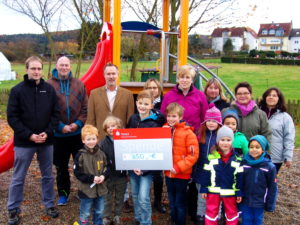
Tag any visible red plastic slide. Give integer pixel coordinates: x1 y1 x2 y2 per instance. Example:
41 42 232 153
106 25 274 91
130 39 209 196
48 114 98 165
0 22 113 173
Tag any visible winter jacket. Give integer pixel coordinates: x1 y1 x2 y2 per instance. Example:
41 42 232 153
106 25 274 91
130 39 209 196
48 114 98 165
7 75 59 147
99 135 127 178
233 132 249 157
208 98 230 111
224 104 272 142
127 109 165 176
164 121 199 180
74 145 109 198
200 150 243 197
47 68 88 137
192 130 217 184
242 156 278 212
264 110 295 163
160 84 208 137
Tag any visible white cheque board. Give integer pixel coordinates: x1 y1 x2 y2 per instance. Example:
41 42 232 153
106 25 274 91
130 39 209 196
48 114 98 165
113 127 173 170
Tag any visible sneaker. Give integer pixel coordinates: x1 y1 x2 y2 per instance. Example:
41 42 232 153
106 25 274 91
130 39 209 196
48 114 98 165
57 195 68 206
123 200 133 213
195 215 204 225
46 207 59 218
113 216 122 225
103 217 112 225
154 202 166 214
8 209 20 225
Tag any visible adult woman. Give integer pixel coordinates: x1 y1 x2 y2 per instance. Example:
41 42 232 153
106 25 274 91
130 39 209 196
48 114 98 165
224 82 272 141
259 87 295 173
143 78 166 214
160 65 208 223
144 78 163 110
204 78 230 111
161 65 208 136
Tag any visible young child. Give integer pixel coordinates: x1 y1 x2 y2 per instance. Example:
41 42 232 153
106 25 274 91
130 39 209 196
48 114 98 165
241 135 278 225
222 109 248 157
100 116 127 225
127 90 165 225
74 125 109 225
200 126 243 225
192 103 222 224
164 102 199 225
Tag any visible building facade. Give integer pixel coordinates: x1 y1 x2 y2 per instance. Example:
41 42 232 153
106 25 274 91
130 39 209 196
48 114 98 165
289 29 300 53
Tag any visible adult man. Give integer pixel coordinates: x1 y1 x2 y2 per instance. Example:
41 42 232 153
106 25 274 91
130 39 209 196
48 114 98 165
7 56 60 225
47 56 88 205
87 63 134 139
87 63 134 225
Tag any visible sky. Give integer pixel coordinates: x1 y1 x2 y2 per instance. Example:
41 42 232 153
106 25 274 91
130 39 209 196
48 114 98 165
0 0 299 35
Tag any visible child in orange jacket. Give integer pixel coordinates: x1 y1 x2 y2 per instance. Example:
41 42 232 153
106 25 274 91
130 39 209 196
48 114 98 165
164 103 199 225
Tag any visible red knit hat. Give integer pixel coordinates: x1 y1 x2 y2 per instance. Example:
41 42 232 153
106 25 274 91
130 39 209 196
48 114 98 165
202 103 222 126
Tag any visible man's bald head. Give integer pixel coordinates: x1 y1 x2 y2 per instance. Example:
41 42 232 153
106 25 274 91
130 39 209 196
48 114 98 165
56 56 71 79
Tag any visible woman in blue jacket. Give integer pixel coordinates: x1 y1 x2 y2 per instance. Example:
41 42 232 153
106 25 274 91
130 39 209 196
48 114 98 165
241 135 278 225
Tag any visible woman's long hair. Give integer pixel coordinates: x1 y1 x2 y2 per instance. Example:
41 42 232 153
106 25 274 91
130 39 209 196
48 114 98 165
258 87 287 112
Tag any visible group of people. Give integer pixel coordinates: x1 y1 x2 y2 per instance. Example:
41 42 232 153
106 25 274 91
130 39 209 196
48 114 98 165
6 57 295 225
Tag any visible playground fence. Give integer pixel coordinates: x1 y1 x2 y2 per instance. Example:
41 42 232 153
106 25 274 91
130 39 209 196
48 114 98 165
0 88 300 124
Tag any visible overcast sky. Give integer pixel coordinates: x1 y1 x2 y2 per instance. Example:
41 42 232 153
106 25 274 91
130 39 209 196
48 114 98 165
0 0 299 35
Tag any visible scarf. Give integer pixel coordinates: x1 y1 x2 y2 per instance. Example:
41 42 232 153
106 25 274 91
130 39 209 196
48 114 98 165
235 100 256 117
220 149 233 163
244 152 266 165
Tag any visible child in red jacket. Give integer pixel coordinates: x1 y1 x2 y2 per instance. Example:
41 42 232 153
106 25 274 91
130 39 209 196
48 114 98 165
164 102 199 225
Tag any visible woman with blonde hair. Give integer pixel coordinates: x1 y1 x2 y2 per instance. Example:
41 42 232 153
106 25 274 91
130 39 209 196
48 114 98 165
204 78 229 111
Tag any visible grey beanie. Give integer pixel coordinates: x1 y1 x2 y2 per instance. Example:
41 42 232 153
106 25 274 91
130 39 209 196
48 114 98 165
216 125 234 143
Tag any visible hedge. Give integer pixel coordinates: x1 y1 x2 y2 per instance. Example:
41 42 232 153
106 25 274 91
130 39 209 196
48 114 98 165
221 57 300 65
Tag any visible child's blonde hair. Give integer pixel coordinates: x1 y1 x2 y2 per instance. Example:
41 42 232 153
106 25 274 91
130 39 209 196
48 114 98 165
81 125 98 140
137 90 153 103
165 102 184 118
103 115 123 133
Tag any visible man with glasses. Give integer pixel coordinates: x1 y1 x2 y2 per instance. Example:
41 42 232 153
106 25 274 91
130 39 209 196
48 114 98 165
7 56 60 225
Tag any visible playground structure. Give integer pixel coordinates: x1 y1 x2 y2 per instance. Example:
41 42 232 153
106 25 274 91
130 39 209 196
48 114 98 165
0 0 234 173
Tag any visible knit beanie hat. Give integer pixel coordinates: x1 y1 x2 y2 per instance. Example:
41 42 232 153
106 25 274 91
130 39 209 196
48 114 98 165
216 125 234 143
202 103 222 126
249 135 270 152
222 109 239 127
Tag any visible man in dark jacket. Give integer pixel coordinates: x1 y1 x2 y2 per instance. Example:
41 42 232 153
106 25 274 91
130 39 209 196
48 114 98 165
47 56 88 206
7 56 60 225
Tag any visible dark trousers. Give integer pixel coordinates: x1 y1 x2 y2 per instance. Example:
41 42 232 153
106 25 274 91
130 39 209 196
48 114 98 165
274 163 282 174
187 181 198 221
153 171 163 204
166 177 189 225
53 134 83 197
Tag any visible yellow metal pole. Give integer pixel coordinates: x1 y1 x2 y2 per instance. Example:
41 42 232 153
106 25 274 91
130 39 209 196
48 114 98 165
178 0 189 66
113 0 121 84
103 0 111 23
162 0 169 32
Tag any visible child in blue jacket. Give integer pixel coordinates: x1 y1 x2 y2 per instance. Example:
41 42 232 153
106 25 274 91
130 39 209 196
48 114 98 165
241 135 278 225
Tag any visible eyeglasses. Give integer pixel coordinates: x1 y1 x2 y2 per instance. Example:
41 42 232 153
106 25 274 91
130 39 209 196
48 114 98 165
146 87 158 90
29 67 42 71
236 92 250 96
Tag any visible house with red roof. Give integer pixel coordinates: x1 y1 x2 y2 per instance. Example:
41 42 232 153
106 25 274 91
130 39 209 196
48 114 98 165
211 27 257 53
257 22 292 51
289 29 300 53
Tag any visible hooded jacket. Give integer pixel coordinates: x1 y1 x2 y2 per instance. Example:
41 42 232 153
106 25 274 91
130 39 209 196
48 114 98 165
192 129 217 184
164 121 199 180
200 150 243 197
7 75 59 147
160 84 208 137
242 155 278 211
47 68 88 137
74 144 109 198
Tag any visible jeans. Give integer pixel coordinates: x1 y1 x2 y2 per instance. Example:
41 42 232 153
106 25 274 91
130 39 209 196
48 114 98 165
53 134 83 197
166 177 189 225
129 172 152 225
241 204 264 225
7 145 55 210
103 176 127 218
79 197 104 225
196 183 206 217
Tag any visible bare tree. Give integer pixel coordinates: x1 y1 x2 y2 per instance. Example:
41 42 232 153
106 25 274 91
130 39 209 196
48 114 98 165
3 0 66 77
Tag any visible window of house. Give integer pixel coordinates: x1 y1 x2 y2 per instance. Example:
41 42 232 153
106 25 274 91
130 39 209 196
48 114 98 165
261 29 268 35
270 46 279 50
261 39 266 44
295 40 299 44
275 28 284 36
269 29 275 35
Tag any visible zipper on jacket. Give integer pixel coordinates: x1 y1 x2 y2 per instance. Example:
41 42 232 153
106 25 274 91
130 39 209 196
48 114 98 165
207 130 213 158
